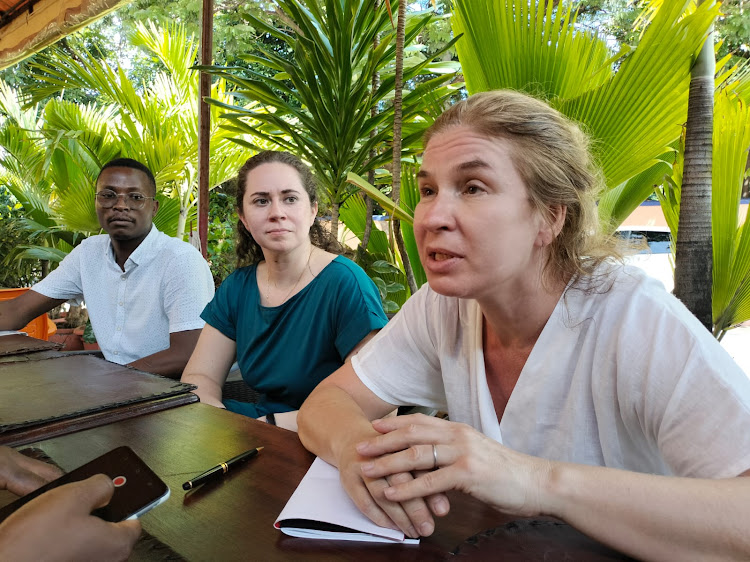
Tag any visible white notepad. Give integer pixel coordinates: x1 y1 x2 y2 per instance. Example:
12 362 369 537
275 457 420 544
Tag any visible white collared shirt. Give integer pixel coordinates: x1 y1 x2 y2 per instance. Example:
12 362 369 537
33 225 214 365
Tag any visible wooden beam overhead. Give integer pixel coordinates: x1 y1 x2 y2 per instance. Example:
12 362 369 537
0 0 126 70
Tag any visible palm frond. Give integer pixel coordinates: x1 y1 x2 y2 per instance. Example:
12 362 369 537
452 0 719 228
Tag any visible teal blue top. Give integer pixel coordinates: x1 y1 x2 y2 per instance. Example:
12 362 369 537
201 255 387 417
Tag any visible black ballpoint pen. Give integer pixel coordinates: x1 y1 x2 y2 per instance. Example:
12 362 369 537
182 447 263 491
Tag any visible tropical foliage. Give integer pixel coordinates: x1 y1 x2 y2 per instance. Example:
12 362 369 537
24 21 258 240
0 81 80 267
202 0 461 241
451 0 719 232
658 75 750 337
0 187 43 287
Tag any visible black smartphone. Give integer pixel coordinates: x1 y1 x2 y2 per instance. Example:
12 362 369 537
0 446 170 523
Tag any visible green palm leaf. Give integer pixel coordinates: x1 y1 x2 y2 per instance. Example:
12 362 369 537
452 0 618 100
400 162 426 287
710 91 750 335
452 0 719 229
340 193 391 255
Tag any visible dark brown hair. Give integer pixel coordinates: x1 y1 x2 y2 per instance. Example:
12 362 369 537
235 151 338 267
424 90 622 286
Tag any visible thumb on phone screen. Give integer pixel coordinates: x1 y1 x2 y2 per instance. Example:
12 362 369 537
0 475 142 562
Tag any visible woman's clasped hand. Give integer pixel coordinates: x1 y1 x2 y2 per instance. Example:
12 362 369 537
354 414 551 535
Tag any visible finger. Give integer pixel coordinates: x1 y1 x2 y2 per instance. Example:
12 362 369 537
384 472 436 537
12 451 64 483
344 474 402 532
68 474 116 511
97 519 142 561
361 444 443 477
413 469 451 517
4 467 53 497
112 519 142 545
364 474 420 538
371 413 444 433
357 425 445 457
383 466 455 503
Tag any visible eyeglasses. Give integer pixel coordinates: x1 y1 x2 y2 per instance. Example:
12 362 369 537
95 190 155 210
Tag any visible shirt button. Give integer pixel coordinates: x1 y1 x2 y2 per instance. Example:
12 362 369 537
116 327 121 332
121 275 126 280
113 351 119 355
118 302 123 306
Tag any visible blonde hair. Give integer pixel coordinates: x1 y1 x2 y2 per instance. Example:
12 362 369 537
424 90 621 286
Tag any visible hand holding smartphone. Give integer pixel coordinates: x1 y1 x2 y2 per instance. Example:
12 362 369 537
0 446 170 523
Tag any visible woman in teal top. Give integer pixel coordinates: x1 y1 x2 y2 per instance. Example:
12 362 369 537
182 151 387 430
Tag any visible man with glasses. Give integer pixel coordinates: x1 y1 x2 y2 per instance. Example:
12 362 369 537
0 158 214 378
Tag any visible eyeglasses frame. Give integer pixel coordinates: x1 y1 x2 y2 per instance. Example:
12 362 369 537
95 190 157 210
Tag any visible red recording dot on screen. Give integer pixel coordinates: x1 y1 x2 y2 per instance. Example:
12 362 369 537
112 476 127 487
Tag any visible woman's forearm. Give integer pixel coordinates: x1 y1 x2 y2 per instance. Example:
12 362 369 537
542 463 750 561
298 385 381 466
182 372 225 409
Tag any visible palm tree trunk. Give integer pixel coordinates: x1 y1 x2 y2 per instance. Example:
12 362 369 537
176 206 188 240
673 25 714 330
391 0 417 295
361 5 380 259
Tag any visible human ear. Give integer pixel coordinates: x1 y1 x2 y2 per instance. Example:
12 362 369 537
536 205 566 247
310 201 318 226
151 199 160 218
238 210 251 234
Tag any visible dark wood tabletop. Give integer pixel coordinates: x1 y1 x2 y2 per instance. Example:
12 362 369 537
8 403 511 561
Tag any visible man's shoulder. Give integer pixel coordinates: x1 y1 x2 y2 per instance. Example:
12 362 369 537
58 234 110 265
76 233 112 252
151 230 205 260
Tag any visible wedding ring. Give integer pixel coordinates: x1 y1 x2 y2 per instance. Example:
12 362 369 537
432 444 438 470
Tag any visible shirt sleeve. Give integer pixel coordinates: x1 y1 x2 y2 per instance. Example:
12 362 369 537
332 262 389 359
161 247 215 334
611 277 750 479
643 327 750 479
200 269 241 340
351 285 446 409
31 242 85 304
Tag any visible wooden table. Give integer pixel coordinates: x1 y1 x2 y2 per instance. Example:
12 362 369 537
6 403 510 561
